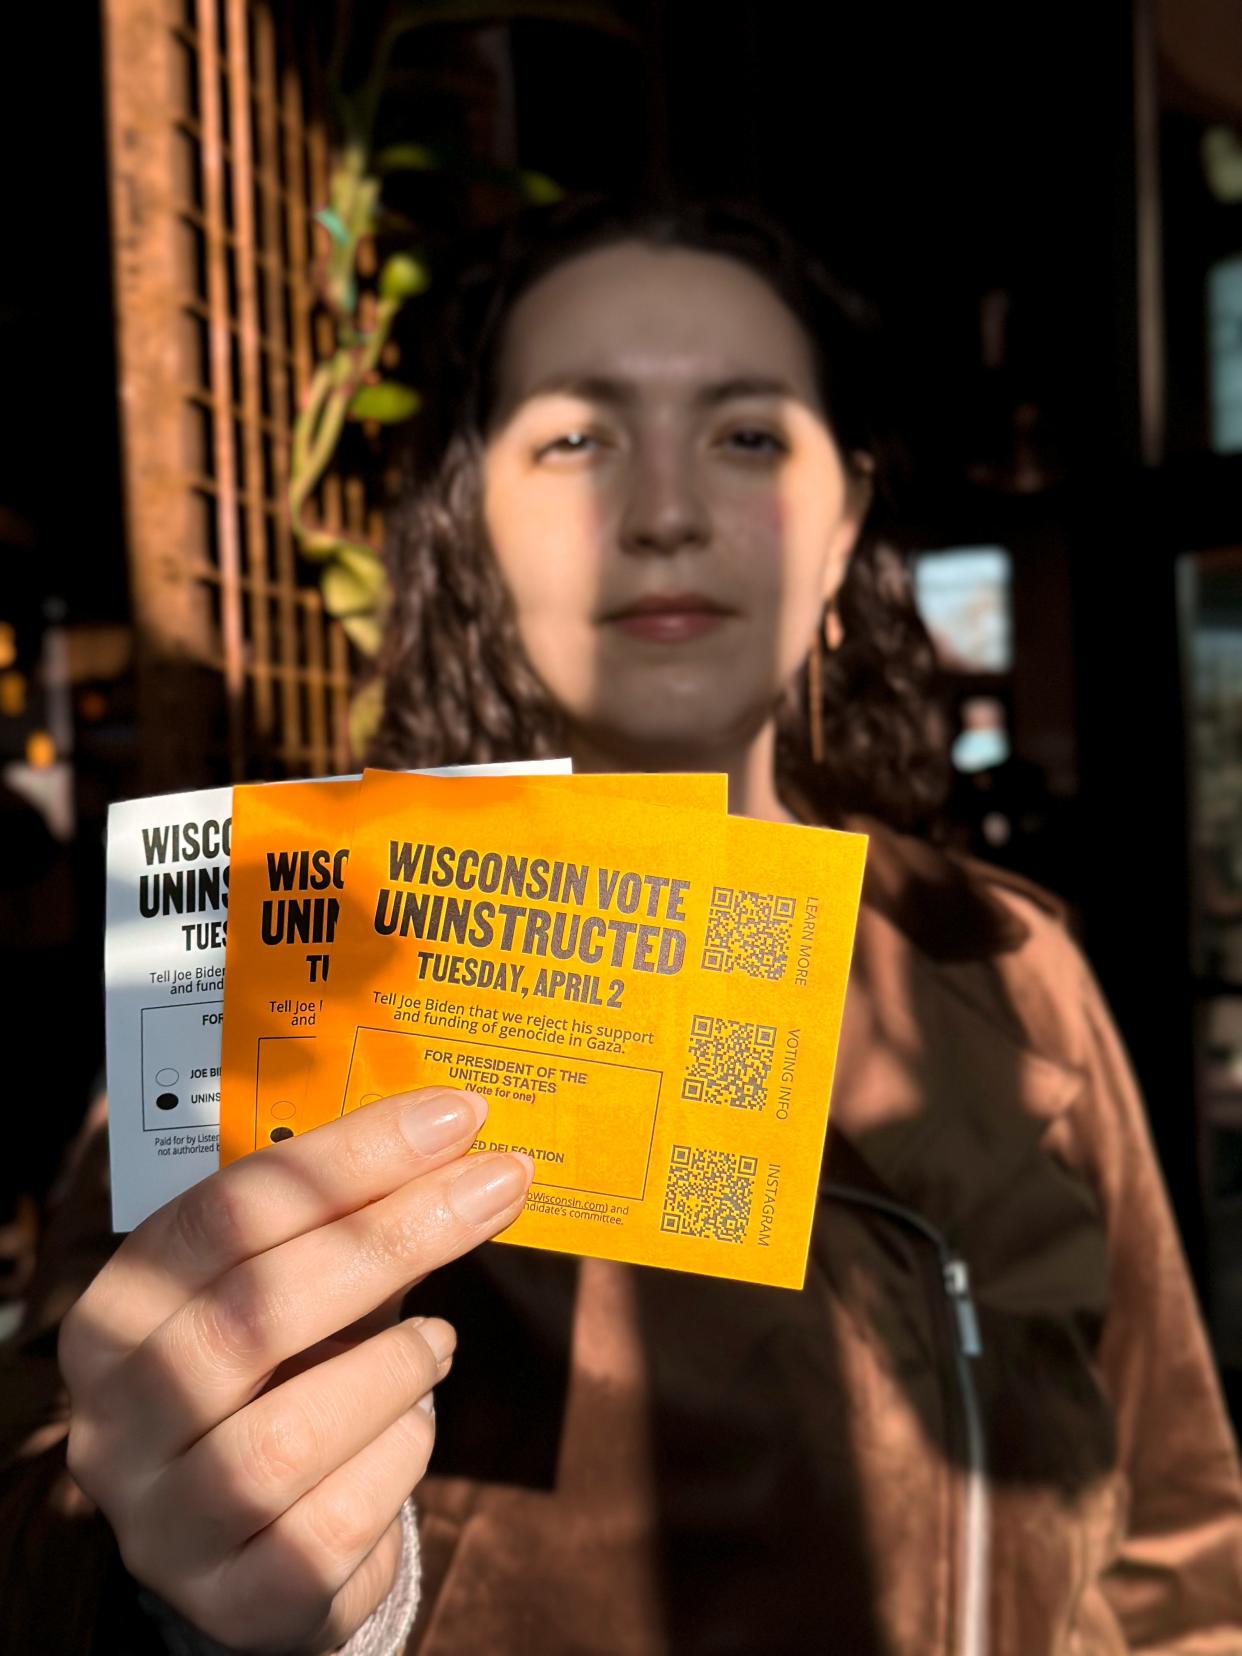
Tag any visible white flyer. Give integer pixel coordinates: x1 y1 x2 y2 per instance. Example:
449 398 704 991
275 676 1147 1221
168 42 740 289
104 759 571 1230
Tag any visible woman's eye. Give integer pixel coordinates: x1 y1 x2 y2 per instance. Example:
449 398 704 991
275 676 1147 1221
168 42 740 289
534 431 601 460
719 426 788 457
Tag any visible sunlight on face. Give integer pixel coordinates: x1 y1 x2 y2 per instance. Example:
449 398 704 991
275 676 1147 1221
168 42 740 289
482 241 870 762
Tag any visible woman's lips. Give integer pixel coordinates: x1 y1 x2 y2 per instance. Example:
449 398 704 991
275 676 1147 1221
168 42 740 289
604 595 732 644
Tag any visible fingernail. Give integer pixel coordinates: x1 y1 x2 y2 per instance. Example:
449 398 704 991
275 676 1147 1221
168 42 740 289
447 1153 531 1225
414 1316 456 1367
399 1091 486 1156
417 1391 436 1417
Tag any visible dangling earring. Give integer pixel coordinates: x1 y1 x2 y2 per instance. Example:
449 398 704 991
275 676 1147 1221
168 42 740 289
808 600 841 765
808 631 824 764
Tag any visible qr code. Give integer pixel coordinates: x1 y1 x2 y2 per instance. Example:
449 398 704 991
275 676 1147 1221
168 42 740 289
661 1145 757 1243
682 1013 776 1110
701 886 795 979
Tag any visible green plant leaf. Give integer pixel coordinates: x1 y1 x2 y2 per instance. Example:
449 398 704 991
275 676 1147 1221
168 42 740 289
348 381 422 423
379 251 431 300
314 206 351 245
375 142 442 172
292 525 347 562
518 170 563 204
321 546 389 618
341 612 385 655
348 675 386 754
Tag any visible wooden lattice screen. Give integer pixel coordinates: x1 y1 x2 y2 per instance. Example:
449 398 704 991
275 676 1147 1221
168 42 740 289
103 0 368 787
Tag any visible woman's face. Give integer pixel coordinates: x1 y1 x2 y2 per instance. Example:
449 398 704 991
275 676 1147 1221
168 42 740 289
482 240 870 761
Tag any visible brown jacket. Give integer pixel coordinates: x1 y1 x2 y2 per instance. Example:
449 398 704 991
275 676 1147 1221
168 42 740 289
3 822 1241 1654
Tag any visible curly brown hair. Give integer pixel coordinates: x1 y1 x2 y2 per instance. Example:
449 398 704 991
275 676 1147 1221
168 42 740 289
370 195 948 831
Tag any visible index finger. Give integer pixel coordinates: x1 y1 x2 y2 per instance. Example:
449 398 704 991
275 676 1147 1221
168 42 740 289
83 1088 488 1358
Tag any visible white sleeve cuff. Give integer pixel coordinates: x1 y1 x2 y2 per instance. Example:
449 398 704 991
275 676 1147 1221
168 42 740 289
339 1497 422 1656
137 1496 422 1656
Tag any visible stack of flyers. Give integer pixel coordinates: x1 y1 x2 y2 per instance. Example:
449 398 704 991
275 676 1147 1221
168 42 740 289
103 760 570 1228
107 764 867 1289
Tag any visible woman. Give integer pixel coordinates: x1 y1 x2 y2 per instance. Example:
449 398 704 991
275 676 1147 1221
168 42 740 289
2 197 1240 1656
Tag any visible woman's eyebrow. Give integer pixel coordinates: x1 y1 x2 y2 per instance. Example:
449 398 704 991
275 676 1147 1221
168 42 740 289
523 373 793 406
526 373 632 405
696 375 792 406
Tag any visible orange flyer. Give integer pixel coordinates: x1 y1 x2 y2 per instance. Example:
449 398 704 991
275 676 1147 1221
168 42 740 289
308 770 866 1289
219 772 725 1166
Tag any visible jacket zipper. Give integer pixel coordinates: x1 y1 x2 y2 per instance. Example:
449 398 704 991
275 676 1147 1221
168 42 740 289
822 1183 990 1656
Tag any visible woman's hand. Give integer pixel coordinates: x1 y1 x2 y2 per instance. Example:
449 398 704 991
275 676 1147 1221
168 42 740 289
59 1087 530 1654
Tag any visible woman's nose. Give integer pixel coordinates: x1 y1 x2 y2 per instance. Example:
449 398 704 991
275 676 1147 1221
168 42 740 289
618 444 710 557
